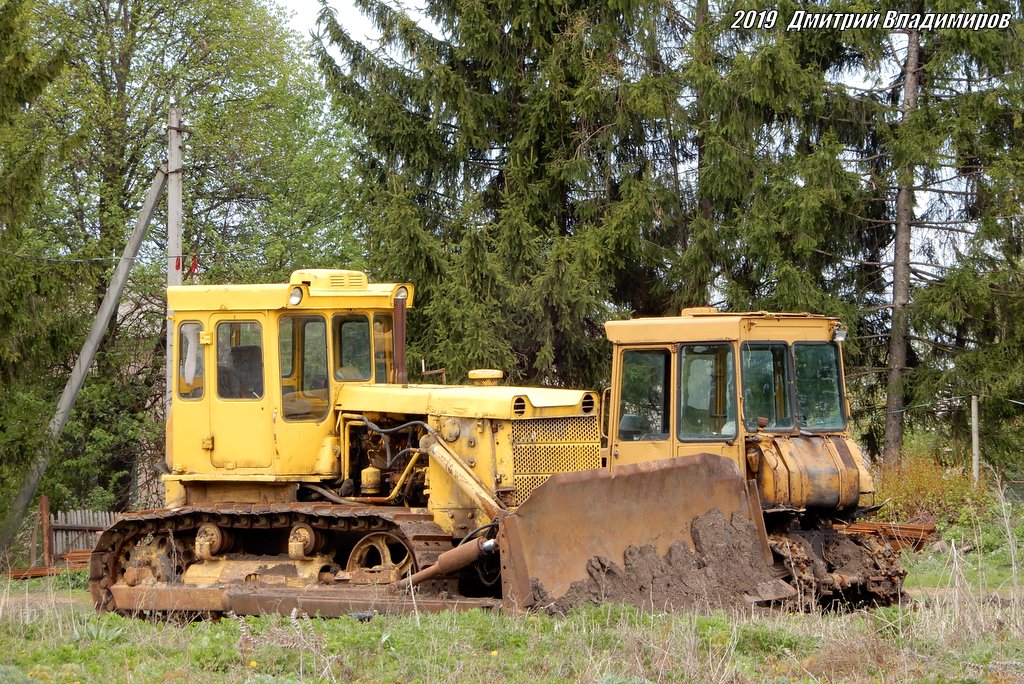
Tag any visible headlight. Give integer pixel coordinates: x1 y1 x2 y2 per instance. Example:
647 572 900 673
289 286 303 306
395 286 409 300
833 325 848 343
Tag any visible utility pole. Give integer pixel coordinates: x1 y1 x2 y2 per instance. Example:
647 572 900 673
0 168 169 552
166 105 184 416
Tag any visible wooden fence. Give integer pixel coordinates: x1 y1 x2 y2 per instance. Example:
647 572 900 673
10 495 115 579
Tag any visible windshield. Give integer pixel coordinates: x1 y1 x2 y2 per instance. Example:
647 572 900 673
741 343 793 431
793 343 845 430
741 342 846 432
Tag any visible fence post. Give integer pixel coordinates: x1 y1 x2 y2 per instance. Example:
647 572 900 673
40 495 53 567
971 394 980 485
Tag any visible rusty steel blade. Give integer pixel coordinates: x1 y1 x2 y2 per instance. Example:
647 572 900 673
502 453 763 606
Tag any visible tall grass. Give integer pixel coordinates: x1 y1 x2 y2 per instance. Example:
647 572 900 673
0 573 1021 682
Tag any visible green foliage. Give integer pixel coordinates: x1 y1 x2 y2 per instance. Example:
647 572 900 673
0 664 31 684
317 0 730 386
871 604 915 644
0 0 361 516
694 614 732 651
735 622 809 657
188 622 242 672
71 613 128 644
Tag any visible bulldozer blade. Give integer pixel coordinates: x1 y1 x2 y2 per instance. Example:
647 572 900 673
499 453 771 611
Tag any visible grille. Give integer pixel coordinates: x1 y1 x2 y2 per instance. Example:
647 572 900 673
512 444 601 474
510 416 601 505
512 474 556 504
329 272 368 289
510 416 600 445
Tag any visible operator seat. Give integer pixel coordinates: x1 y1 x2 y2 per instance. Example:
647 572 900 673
230 345 264 398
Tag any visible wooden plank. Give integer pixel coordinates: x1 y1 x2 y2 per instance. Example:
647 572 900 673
29 512 38 568
840 521 937 552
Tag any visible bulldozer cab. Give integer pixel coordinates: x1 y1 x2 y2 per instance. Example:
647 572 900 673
165 270 413 504
604 310 868 511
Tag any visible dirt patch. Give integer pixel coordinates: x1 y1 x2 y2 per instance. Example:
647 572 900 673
0 589 92 622
533 509 789 613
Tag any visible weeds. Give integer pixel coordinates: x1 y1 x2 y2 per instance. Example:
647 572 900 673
873 447 992 525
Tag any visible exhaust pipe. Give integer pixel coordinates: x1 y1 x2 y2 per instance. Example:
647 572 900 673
394 289 408 384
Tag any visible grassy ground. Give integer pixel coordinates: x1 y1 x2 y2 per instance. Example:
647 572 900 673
0 565 1022 684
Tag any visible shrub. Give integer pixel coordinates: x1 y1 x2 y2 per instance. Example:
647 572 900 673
872 448 991 525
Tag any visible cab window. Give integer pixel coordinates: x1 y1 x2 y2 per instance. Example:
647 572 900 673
793 343 845 430
333 314 371 381
177 322 204 399
679 344 736 439
280 315 329 421
216 321 263 399
617 349 671 441
373 314 394 383
741 343 793 430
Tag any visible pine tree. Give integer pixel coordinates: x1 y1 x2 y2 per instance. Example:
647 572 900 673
0 0 65 378
892 6 1024 470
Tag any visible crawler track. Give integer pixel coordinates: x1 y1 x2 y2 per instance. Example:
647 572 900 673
89 503 499 617
769 526 906 610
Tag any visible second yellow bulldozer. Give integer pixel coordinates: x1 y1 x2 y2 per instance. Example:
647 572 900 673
90 269 903 616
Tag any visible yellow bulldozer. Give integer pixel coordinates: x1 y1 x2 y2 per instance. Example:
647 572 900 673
89 269 903 616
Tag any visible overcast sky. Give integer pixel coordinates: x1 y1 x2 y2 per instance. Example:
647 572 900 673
275 0 435 45
276 0 367 40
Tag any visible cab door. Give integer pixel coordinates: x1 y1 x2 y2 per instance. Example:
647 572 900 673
608 346 674 469
209 315 274 469
273 313 333 475
675 342 741 466
171 318 211 468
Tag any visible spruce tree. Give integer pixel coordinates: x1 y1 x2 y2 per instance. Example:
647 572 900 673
317 0 704 385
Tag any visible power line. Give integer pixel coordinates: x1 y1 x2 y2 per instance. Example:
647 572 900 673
0 247 157 264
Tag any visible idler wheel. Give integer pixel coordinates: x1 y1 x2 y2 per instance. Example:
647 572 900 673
345 531 414 583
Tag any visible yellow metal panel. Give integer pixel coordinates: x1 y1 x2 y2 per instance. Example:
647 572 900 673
337 384 597 420
843 437 875 495
289 269 368 291
606 317 744 344
751 440 790 506
166 474 327 482
675 442 740 470
768 436 859 510
171 315 212 477
208 315 274 470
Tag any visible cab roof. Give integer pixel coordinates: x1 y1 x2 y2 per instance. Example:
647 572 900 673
605 310 841 344
168 269 414 312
